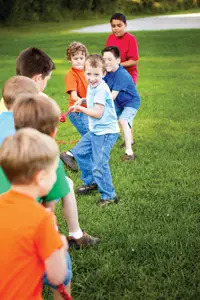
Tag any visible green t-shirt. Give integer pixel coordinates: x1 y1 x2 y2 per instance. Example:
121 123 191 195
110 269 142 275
0 159 70 201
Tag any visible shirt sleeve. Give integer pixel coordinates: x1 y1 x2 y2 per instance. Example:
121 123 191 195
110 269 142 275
105 35 111 46
65 71 77 94
112 68 129 92
127 35 139 61
93 84 107 106
35 212 63 261
43 159 70 202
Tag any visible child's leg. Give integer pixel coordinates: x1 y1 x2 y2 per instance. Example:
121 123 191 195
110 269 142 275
72 132 94 185
91 133 119 200
68 112 88 136
118 107 137 158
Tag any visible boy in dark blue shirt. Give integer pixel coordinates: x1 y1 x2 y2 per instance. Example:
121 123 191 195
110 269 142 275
102 46 140 161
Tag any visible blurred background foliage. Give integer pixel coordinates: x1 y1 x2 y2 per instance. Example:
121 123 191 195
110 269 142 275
0 0 200 23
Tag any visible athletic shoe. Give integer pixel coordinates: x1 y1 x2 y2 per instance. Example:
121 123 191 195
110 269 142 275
99 196 119 208
76 183 98 195
60 152 78 172
67 232 100 249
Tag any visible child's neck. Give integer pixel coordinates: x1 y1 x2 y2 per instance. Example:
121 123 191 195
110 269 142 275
11 184 39 200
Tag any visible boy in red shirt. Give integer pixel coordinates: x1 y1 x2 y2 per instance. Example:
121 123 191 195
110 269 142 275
0 128 71 300
61 42 89 171
106 12 139 84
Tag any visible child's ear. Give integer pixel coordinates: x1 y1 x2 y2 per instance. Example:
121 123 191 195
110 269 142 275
32 74 42 83
117 58 121 65
103 70 107 77
50 128 57 138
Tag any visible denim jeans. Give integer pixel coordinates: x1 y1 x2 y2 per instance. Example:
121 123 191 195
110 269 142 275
68 112 89 136
72 132 119 200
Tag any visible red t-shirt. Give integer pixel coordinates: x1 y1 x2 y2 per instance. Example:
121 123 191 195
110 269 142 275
106 32 139 83
0 190 63 300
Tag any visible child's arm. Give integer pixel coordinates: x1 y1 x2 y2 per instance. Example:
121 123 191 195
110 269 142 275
73 103 104 119
112 90 119 101
121 59 138 68
70 91 81 102
44 234 68 286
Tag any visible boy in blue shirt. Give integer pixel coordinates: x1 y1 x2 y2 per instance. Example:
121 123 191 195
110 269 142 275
70 54 119 207
102 46 140 161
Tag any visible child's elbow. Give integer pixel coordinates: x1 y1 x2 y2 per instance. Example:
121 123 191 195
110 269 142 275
47 268 67 286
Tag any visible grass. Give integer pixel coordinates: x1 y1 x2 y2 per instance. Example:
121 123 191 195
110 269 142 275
0 19 200 300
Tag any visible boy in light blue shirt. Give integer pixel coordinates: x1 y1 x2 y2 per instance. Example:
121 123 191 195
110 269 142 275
70 54 119 207
102 46 140 161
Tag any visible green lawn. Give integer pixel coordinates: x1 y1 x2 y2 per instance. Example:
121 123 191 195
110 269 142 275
0 22 200 300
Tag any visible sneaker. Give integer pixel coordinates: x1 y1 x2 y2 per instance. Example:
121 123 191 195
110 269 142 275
67 232 100 249
60 152 78 172
122 153 136 161
99 196 119 208
120 141 134 148
76 183 98 195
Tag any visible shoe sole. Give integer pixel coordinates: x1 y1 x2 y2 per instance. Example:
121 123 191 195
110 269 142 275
60 154 78 172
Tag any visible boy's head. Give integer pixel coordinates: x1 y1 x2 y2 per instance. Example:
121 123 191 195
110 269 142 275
2 76 39 110
110 12 127 37
0 128 59 196
13 93 61 137
84 54 106 88
66 42 88 71
102 46 120 73
16 47 55 92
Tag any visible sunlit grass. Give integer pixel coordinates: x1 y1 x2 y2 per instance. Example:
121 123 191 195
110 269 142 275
0 23 200 300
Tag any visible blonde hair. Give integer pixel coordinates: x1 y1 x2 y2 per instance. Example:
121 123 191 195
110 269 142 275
0 128 59 184
85 54 106 73
13 93 61 136
66 41 88 61
2 76 39 110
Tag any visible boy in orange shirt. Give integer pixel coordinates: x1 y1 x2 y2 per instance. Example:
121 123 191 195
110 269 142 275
0 128 72 300
61 42 89 171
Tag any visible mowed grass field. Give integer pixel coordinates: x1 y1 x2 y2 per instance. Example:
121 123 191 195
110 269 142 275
0 21 200 299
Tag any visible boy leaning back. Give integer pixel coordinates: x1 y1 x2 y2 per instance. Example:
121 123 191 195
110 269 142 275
102 46 140 161
0 128 71 300
61 42 89 171
70 54 119 208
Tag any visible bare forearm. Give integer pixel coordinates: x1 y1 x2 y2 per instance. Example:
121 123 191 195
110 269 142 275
121 59 138 68
76 105 103 118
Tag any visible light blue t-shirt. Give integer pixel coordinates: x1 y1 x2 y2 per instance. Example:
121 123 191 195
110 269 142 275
0 112 16 146
87 80 119 135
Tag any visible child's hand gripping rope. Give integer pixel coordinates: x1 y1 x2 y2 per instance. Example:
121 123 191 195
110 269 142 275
59 98 87 123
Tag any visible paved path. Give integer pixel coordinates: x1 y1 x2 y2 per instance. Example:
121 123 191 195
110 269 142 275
72 13 200 33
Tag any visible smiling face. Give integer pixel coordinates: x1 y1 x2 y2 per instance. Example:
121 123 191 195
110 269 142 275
110 19 127 37
70 51 86 70
84 61 103 88
103 51 120 73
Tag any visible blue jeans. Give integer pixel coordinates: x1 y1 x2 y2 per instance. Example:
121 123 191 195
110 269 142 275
68 112 89 136
72 132 119 200
43 252 72 289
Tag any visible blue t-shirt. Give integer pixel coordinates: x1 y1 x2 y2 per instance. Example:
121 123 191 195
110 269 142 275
87 80 119 135
104 65 140 110
0 112 16 146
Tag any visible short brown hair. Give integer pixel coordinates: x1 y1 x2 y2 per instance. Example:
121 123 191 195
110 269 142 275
66 41 88 61
16 47 55 79
85 54 106 73
13 93 61 136
2 76 39 110
0 128 59 184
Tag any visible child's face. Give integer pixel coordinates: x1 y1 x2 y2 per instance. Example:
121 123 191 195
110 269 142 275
70 51 86 70
110 19 126 37
103 51 120 72
36 72 52 92
85 62 103 88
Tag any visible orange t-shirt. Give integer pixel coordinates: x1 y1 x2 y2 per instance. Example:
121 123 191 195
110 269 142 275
0 190 63 300
65 68 88 108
